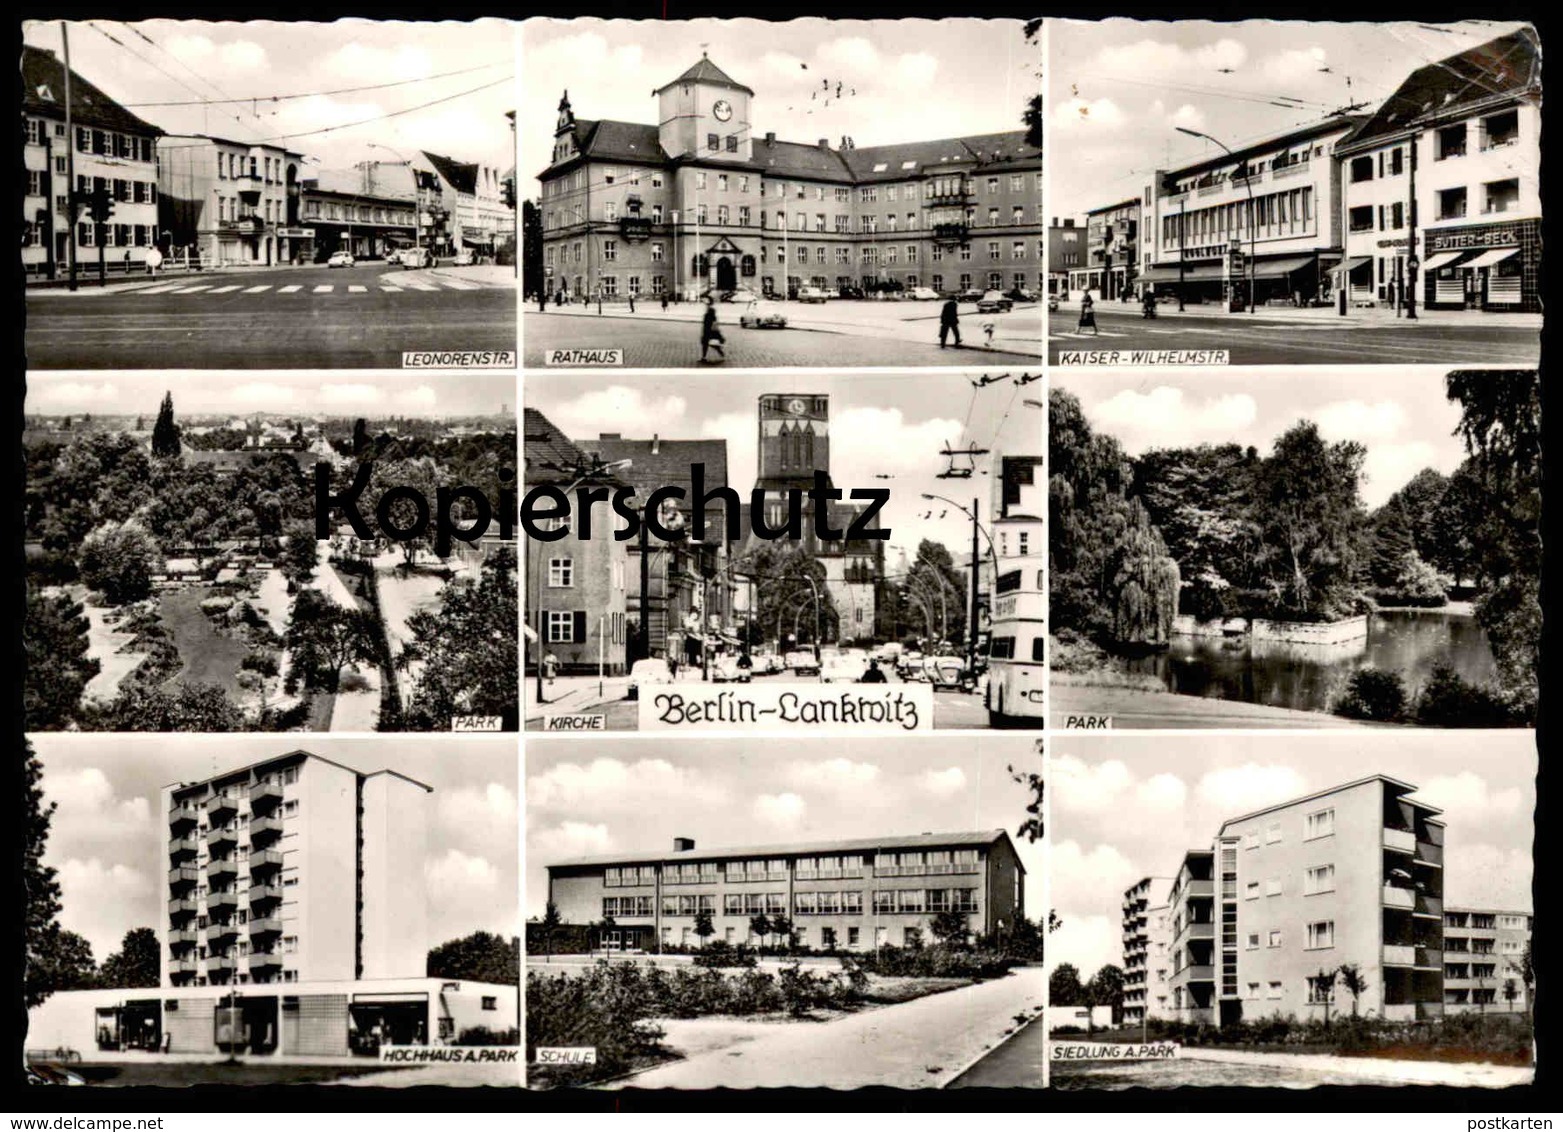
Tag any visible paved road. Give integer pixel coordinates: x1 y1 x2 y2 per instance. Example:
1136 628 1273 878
26 263 515 369
612 966 1047 1089
525 311 1039 368
945 1009 1048 1088
1050 304 1540 365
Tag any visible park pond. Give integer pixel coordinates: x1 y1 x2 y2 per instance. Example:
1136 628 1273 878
1120 608 1498 716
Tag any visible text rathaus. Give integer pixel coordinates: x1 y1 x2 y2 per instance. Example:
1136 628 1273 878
537 55 1042 301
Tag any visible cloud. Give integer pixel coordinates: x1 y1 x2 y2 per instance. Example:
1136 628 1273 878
317 383 386 406
543 386 690 444
1089 387 1257 450
164 35 269 72
1052 96 1127 133
1362 442 1443 507
28 382 118 409
1049 838 1142 945
1443 843 1532 912
527 758 726 813
1194 763 1307 815
1095 37 1248 77
816 37 882 75
893 53 939 88
1415 772 1526 822
1047 913 1121 984
754 792 806 827
56 858 154 961
327 42 435 82
531 820 613 862
45 767 152 830
1052 755 1133 813
1137 773 1188 811
425 848 499 892
1261 45 1329 85
919 767 967 797
436 782 519 849
785 758 881 790
392 385 439 409
1315 400 1408 443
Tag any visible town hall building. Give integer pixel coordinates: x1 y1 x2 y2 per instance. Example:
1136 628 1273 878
536 55 1042 301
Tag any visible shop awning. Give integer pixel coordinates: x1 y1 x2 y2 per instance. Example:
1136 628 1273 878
1249 255 1322 280
1333 256 1372 275
1461 247 1519 269
1141 262 1226 283
1420 251 1469 271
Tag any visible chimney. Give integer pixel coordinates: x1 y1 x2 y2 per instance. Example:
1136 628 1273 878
818 138 829 150
673 837 695 852
599 432 621 440
651 433 660 455
764 131 776 146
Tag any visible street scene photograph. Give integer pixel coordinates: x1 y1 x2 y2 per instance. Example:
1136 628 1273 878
520 18 1042 368
524 735 1046 1089
1050 367 1540 730
22 20 517 369
1047 731 1534 1089
1047 20 1540 366
23 734 520 1087
24 371 518 733
523 370 1043 730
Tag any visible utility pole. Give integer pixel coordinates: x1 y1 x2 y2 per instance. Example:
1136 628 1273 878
1406 135 1419 320
637 519 652 665
969 497 981 674
62 21 78 292
1177 195 1186 311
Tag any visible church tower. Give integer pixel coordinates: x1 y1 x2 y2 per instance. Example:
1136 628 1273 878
655 53 755 162
550 90 578 165
756 393 830 494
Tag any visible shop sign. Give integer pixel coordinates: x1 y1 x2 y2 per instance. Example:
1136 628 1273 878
277 228 315 239
1428 224 1524 251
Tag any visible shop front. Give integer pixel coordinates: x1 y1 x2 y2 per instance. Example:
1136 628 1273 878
1420 218 1540 312
277 226 316 266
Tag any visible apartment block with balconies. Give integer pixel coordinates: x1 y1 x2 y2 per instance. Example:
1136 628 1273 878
1167 852 1217 1024
157 135 306 267
547 830 1025 953
1122 876 1176 1025
1443 907 1532 1014
162 750 430 989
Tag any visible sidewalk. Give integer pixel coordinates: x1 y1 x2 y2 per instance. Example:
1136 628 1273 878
525 673 632 721
1054 296 1541 330
1177 1045 1533 1087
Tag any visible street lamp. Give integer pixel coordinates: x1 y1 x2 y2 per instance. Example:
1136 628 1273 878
529 459 632 710
1176 126 1255 314
920 493 1001 674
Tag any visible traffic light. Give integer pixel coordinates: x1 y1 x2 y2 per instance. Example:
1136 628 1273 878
87 184 115 225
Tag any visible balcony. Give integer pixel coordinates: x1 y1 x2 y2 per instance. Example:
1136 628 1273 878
207 858 237 881
207 825 237 851
1415 842 1443 867
249 916 283 937
1180 879 1214 899
205 920 239 943
927 188 974 206
169 803 199 829
1417 947 1443 969
205 955 235 975
1415 894 1444 919
167 929 198 948
249 849 283 872
168 958 199 976
1384 944 1416 966
207 891 238 914
249 816 283 841
250 781 283 810
249 884 282 906
249 951 283 972
208 794 239 822
932 222 970 245
169 836 198 860
1174 964 1215 984
1383 885 1416 910
1383 827 1417 854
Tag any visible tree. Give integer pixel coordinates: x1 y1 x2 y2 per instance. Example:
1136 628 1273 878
1009 757 1044 844
1336 962 1368 1017
1088 964 1126 1025
537 903 562 963
30 929 98 1001
1049 962 1083 1008
1021 19 1042 149
1310 967 1339 1023
693 908 715 949
398 547 519 730
769 914 795 953
522 199 545 299
1521 939 1534 1014
749 914 773 949
285 587 378 693
426 930 519 983
98 927 161 988
1108 499 1180 644
279 521 320 590
25 740 75 1007
79 519 161 605
151 391 182 458
352 418 371 456
752 545 840 648
24 590 101 729
1503 978 1520 1012
374 457 443 567
930 910 971 948
90 682 246 732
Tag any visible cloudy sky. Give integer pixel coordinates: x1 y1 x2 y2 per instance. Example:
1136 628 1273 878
1049 731 1535 981
1052 366 1470 509
520 19 1039 191
26 371 516 419
1050 19 1532 219
527 371 1041 562
525 735 1043 920
29 735 519 964
22 20 514 172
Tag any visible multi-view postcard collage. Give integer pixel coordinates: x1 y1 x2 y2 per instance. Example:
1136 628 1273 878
17 13 1539 1101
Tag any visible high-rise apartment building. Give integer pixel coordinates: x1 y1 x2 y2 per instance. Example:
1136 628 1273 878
1444 907 1533 1014
1161 775 1446 1026
547 830 1026 952
1122 876 1175 1025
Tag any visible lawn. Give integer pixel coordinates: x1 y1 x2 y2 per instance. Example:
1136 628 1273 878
68 1061 412 1087
158 586 251 694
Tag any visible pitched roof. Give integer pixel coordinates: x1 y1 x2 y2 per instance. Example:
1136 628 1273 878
1341 26 1540 149
754 137 855 181
577 436 732 538
547 828 1020 870
20 44 162 136
523 407 594 482
421 150 478 195
658 55 755 96
574 118 670 165
842 129 1040 182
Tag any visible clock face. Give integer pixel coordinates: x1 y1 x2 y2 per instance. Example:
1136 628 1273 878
713 99 733 122
787 398 807 415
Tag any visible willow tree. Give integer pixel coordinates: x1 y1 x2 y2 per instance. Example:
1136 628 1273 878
1109 499 1181 645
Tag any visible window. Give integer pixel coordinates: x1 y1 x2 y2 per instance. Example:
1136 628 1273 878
602 239 617 261
651 242 664 262
1265 879 1282 897
1245 881 1259 900
1438 187 1468 221
848 926 860 947
717 205 729 225
546 611 576 642
1247 982 1261 999
1306 921 1335 950
1265 823 1282 845
707 133 719 152
739 206 751 227
481 996 497 1010
726 135 738 153
695 172 707 191
1484 178 1520 215
1267 981 1283 1000
1437 123 1468 160
1268 930 1282 949
1244 832 1259 850
1482 109 1519 151
1246 932 1260 950
1304 809 1334 840
547 558 573 587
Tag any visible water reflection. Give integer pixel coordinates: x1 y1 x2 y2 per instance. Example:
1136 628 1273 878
1121 610 1498 714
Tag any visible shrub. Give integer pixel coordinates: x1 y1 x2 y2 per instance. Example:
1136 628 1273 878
1412 663 1523 728
199 596 235 616
691 939 757 969
240 651 280 677
1332 667 1407 722
457 1025 519 1046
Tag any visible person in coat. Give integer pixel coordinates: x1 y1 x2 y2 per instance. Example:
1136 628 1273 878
700 297 726 361
1078 292 1098 334
939 298 962 347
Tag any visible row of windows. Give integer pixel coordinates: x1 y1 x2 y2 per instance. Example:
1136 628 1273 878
64 124 156 163
303 199 417 226
173 971 303 985
549 168 1038 200
1240 864 1336 900
544 271 1041 297
602 851 980 885
605 889 978 918
213 150 290 185
1160 187 1315 249
546 203 1037 233
548 240 1040 269
1238 920 1335 951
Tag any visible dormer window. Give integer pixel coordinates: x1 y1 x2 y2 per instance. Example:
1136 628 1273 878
36 84 54 102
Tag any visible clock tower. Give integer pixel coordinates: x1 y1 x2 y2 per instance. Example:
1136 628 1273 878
756 393 830 494
655 53 754 163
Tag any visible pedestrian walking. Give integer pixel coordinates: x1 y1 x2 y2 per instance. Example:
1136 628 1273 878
628 293 635 313
1078 292 1098 334
538 289 547 313
123 248 131 275
939 297 962 348
700 296 726 362
661 292 670 312
543 652 559 683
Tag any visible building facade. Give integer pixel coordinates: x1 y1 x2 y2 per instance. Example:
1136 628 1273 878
157 135 306 266
536 56 1042 301
1334 27 1541 313
299 176 419 262
1443 907 1532 1014
1122 876 1175 1025
547 830 1026 952
1067 198 1139 300
1048 217 1084 298
21 45 162 277
1165 775 1446 1026
1134 118 1361 308
423 150 513 258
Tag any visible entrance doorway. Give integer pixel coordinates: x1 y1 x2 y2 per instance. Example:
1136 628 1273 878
716 256 737 292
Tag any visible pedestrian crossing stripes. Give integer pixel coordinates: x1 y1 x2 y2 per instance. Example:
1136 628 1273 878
312 285 333 293
208 285 242 293
278 285 302 293
100 276 502 299
1051 330 1130 339
348 285 368 293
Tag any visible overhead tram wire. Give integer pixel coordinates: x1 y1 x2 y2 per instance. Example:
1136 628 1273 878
83 22 266 142
256 75 513 144
120 59 514 108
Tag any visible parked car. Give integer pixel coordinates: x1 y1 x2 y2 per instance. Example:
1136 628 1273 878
896 650 926 680
909 286 940 301
821 652 868 683
837 284 865 300
873 642 904 663
1004 286 1038 303
976 289 1014 313
723 287 761 304
626 657 672 700
957 288 984 303
739 298 788 329
796 285 830 303
711 655 752 683
784 650 821 678
326 251 355 268
452 250 473 266
398 247 433 269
